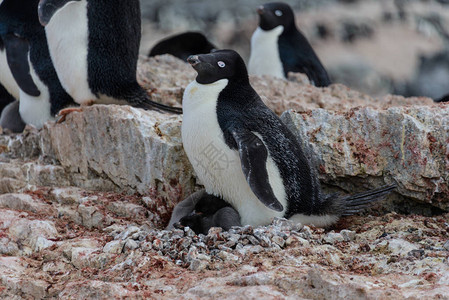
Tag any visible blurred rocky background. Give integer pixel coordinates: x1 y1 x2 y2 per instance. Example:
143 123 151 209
140 0 449 99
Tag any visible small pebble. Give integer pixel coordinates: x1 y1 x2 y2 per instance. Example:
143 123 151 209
324 232 344 244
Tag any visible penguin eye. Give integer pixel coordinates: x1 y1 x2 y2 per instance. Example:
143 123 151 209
275 10 283 17
217 61 226 68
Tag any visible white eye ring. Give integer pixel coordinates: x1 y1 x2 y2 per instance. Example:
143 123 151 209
218 61 226 68
275 10 283 17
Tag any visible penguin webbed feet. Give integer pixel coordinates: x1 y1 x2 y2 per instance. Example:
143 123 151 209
56 107 85 123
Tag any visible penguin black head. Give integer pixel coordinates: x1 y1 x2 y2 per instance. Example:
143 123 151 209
187 49 248 85
257 2 296 31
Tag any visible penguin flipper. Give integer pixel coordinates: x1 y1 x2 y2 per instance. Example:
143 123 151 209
231 130 284 212
38 0 80 26
3 34 40 97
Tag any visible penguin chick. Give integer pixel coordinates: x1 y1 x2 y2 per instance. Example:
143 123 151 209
178 194 241 235
182 49 395 228
149 31 216 62
0 100 25 133
248 2 331 87
38 0 182 116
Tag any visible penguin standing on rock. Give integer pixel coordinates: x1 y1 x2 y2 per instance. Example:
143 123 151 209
181 49 395 228
0 36 25 133
0 0 75 129
38 0 182 117
0 35 19 102
248 2 331 87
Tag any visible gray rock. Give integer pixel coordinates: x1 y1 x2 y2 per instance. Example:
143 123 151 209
78 205 106 229
103 240 125 254
217 251 240 263
107 202 147 219
340 229 356 242
0 193 54 215
40 105 196 208
283 105 449 210
443 240 449 250
324 232 345 244
125 239 139 251
50 187 84 205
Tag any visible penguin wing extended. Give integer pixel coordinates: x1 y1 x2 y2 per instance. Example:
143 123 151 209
231 129 284 212
3 33 40 97
38 0 80 26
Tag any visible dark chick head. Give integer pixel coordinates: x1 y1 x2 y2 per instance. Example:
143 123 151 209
187 49 248 84
179 214 203 234
257 2 296 31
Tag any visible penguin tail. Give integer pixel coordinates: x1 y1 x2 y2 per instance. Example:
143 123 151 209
321 184 396 216
135 98 183 114
338 184 396 216
127 87 183 114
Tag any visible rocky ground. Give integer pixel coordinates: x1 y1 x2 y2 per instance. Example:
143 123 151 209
0 56 448 299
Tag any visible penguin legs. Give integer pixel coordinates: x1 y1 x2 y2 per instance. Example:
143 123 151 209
56 100 94 123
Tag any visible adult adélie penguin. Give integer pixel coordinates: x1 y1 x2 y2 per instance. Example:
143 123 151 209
182 49 395 227
38 0 182 117
248 2 331 87
0 0 75 129
0 35 25 133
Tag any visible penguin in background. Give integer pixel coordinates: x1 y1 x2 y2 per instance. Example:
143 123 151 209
181 49 395 228
38 0 182 117
149 31 217 62
248 2 331 87
0 35 25 133
0 0 75 129
0 34 19 109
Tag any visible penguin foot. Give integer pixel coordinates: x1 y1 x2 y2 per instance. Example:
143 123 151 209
56 107 84 123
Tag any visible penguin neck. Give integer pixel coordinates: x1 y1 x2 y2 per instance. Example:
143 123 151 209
218 78 258 109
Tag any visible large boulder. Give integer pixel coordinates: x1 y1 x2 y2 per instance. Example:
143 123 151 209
40 105 196 206
283 104 449 211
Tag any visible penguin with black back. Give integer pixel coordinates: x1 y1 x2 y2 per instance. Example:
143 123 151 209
0 0 75 129
149 31 216 62
38 0 182 117
248 2 331 87
0 34 19 109
182 49 395 228
0 34 25 133
0 83 15 114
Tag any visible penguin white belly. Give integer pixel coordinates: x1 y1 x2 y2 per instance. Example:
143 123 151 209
248 26 285 79
182 80 287 226
19 57 53 129
0 49 20 99
44 0 95 105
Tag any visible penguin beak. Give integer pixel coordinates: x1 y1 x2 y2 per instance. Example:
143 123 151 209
257 6 265 15
187 55 201 67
